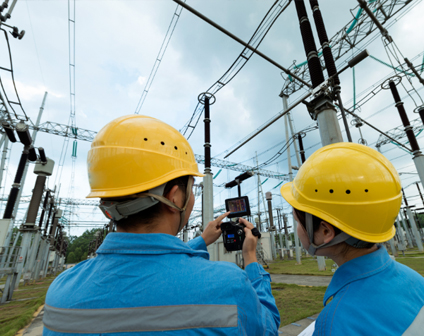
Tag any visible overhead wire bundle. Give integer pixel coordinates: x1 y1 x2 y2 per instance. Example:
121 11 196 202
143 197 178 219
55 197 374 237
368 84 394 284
179 0 292 139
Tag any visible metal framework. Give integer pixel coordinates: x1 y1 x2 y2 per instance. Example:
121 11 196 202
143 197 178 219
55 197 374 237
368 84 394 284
0 196 99 206
376 116 423 149
0 112 287 180
194 154 288 180
282 0 415 95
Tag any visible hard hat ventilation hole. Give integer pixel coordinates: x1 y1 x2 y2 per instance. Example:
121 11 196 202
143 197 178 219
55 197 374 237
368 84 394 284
315 189 318 192
185 152 188 155
174 146 178 150
161 141 165 145
329 189 334 193
144 138 148 141
365 189 369 193
346 190 351 194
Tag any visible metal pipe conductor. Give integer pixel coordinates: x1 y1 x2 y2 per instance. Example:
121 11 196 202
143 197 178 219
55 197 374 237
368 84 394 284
3 150 29 218
387 79 420 152
295 0 324 88
308 0 352 142
172 0 311 88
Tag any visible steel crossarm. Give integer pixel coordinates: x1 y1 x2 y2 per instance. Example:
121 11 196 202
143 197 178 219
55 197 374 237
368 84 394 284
282 0 415 96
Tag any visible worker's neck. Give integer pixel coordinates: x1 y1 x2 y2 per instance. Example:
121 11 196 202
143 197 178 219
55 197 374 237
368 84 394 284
116 214 179 236
329 244 378 267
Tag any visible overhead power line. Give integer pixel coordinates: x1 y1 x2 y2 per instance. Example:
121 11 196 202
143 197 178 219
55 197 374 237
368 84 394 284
134 1 185 114
179 0 292 139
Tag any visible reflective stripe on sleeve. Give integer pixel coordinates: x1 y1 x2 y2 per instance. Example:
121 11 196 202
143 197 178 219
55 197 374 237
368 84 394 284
403 306 424 336
43 304 238 333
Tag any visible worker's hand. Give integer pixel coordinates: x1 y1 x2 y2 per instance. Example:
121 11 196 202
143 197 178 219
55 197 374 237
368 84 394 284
239 218 258 267
201 211 230 246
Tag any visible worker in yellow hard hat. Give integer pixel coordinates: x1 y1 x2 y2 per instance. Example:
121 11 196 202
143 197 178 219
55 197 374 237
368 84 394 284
43 115 280 336
280 142 424 335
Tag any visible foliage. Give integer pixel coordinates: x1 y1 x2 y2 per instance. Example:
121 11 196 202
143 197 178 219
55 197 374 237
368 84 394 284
66 228 106 264
67 252 76 264
74 247 82 261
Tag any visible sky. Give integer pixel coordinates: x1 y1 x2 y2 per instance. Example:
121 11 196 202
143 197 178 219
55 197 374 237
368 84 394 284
1 0 424 238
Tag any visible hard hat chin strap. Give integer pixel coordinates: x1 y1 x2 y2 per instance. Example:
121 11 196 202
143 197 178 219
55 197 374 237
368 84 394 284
136 177 193 235
305 213 368 256
99 178 193 236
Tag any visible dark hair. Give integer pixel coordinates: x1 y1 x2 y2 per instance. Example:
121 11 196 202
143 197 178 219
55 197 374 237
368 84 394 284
293 208 374 250
107 176 190 231
293 208 341 235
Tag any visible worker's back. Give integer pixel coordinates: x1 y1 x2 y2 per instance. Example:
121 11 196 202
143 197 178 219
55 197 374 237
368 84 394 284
43 233 280 335
313 247 424 336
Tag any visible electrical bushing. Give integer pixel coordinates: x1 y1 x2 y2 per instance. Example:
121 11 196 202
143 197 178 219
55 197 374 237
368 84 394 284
2 122 17 142
15 121 32 146
418 106 424 126
28 146 37 162
38 147 47 163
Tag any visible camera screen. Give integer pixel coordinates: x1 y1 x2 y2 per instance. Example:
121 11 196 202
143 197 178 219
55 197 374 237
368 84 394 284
225 196 251 218
228 234 235 238
228 199 247 214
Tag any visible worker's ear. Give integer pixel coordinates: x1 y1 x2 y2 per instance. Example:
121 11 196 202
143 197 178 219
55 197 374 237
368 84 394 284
163 185 183 213
314 221 336 245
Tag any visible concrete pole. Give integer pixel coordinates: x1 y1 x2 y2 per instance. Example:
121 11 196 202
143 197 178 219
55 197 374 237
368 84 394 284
395 216 407 247
399 211 413 248
33 237 47 281
282 95 301 264
405 207 424 252
0 135 9 192
255 153 262 232
202 96 215 260
266 192 276 260
308 98 341 270
388 238 398 257
287 113 302 167
23 230 41 283
277 209 284 252
14 231 32 289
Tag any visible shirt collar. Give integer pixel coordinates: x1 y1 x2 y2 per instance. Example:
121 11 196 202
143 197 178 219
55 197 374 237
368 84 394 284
96 232 209 259
324 246 393 305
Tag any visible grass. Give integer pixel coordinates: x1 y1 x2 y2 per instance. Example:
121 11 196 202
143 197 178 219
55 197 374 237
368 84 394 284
268 257 335 276
0 276 56 336
271 282 326 326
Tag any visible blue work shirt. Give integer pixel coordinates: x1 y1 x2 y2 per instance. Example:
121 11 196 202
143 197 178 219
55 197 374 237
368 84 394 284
43 233 280 335
314 246 424 335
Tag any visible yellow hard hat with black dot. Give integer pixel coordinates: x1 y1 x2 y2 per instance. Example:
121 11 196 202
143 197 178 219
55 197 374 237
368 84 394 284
87 115 204 232
280 142 401 252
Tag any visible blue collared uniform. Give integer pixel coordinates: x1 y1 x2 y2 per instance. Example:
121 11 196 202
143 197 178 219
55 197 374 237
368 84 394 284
313 246 424 335
43 233 280 335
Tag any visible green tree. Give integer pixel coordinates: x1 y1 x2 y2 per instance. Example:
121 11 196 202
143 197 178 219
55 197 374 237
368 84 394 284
82 252 88 260
67 252 76 264
74 247 83 262
66 228 102 262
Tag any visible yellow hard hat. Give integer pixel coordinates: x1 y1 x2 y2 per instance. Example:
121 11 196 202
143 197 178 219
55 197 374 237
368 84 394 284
280 142 401 243
87 115 204 198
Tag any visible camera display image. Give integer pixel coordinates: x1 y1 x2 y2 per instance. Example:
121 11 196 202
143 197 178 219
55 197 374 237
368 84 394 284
225 196 251 218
